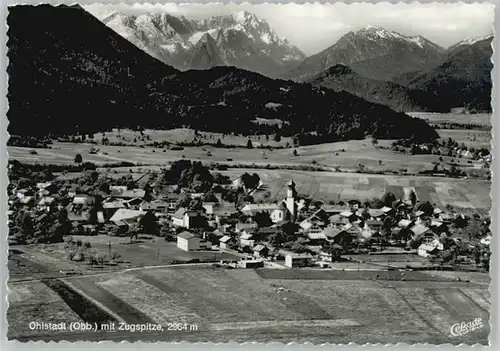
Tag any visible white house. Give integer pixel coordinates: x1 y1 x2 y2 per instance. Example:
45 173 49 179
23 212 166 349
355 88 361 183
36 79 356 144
284 253 313 268
239 231 255 247
418 242 439 257
171 207 204 229
177 231 208 251
219 235 234 249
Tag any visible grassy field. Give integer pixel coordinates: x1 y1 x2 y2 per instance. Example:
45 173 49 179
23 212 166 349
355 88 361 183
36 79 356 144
11 235 239 279
438 129 492 150
408 113 491 127
8 266 490 343
7 280 83 339
221 168 491 212
8 137 487 175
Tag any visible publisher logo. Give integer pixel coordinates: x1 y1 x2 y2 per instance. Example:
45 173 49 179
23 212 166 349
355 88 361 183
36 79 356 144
450 318 484 337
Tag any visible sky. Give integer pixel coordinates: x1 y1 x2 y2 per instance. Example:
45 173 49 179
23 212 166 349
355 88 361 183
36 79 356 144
85 2 494 55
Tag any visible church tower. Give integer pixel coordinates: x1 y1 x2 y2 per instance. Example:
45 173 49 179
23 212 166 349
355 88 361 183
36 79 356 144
286 179 297 222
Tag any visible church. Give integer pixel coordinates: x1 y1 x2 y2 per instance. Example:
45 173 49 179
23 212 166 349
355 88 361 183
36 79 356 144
240 179 304 224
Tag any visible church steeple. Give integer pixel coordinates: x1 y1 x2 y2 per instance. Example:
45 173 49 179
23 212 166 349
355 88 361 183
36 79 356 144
286 179 297 221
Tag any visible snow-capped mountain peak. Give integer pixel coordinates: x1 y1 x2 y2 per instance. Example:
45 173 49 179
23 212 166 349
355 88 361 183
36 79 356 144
93 10 306 78
233 10 259 25
350 26 443 52
450 33 493 48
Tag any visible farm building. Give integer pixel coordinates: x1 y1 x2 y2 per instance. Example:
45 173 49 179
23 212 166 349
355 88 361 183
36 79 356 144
73 195 93 206
239 231 255 247
109 208 145 226
212 203 238 223
410 224 430 238
240 203 279 217
177 231 208 251
285 253 313 268
102 200 126 218
139 200 169 212
320 205 346 216
171 207 205 229
318 245 342 262
307 232 328 245
110 186 145 199
253 244 269 258
368 209 385 219
219 235 235 249
365 219 383 232
418 240 443 257
235 222 258 233
300 209 328 231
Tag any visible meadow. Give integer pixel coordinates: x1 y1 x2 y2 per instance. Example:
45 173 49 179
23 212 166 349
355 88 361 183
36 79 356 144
8 136 486 175
408 112 491 127
7 266 490 344
10 236 240 281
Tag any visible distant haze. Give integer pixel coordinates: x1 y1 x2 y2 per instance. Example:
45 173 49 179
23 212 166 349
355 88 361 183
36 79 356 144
85 3 494 56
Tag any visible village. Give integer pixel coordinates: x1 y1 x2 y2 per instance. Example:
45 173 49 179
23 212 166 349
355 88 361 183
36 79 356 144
7 158 492 272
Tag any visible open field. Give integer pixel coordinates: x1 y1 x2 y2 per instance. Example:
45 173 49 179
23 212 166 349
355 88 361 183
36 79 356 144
7 280 84 339
438 129 492 150
8 266 490 343
408 113 491 127
8 137 487 175
221 168 491 212
9 235 239 280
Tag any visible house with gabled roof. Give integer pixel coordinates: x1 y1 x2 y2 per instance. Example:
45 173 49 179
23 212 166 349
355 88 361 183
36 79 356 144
219 235 236 249
253 244 269 258
239 231 255 247
109 208 145 226
171 207 205 229
235 221 258 233
410 223 430 238
368 208 385 219
177 231 208 251
110 186 145 199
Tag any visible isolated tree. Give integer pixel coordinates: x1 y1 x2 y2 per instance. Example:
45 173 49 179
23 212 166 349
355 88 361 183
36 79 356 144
414 201 434 216
241 173 260 190
139 211 158 235
253 212 272 228
246 139 253 149
293 149 298 156
273 133 281 143
382 192 397 207
372 138 379 147
409 190 417 206
74 154 83 165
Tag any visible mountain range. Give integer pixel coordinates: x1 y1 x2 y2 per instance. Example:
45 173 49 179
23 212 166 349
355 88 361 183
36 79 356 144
7 4 439 145
98 10 306 78
407 37 493 113
288 27 492 113
283 26 446 82
95 10 493 113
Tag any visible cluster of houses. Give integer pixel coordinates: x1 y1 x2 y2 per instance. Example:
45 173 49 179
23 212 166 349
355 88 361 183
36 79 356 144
9 174 491 269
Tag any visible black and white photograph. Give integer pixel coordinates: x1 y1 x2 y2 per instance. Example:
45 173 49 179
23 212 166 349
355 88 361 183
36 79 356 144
4 1 494 345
